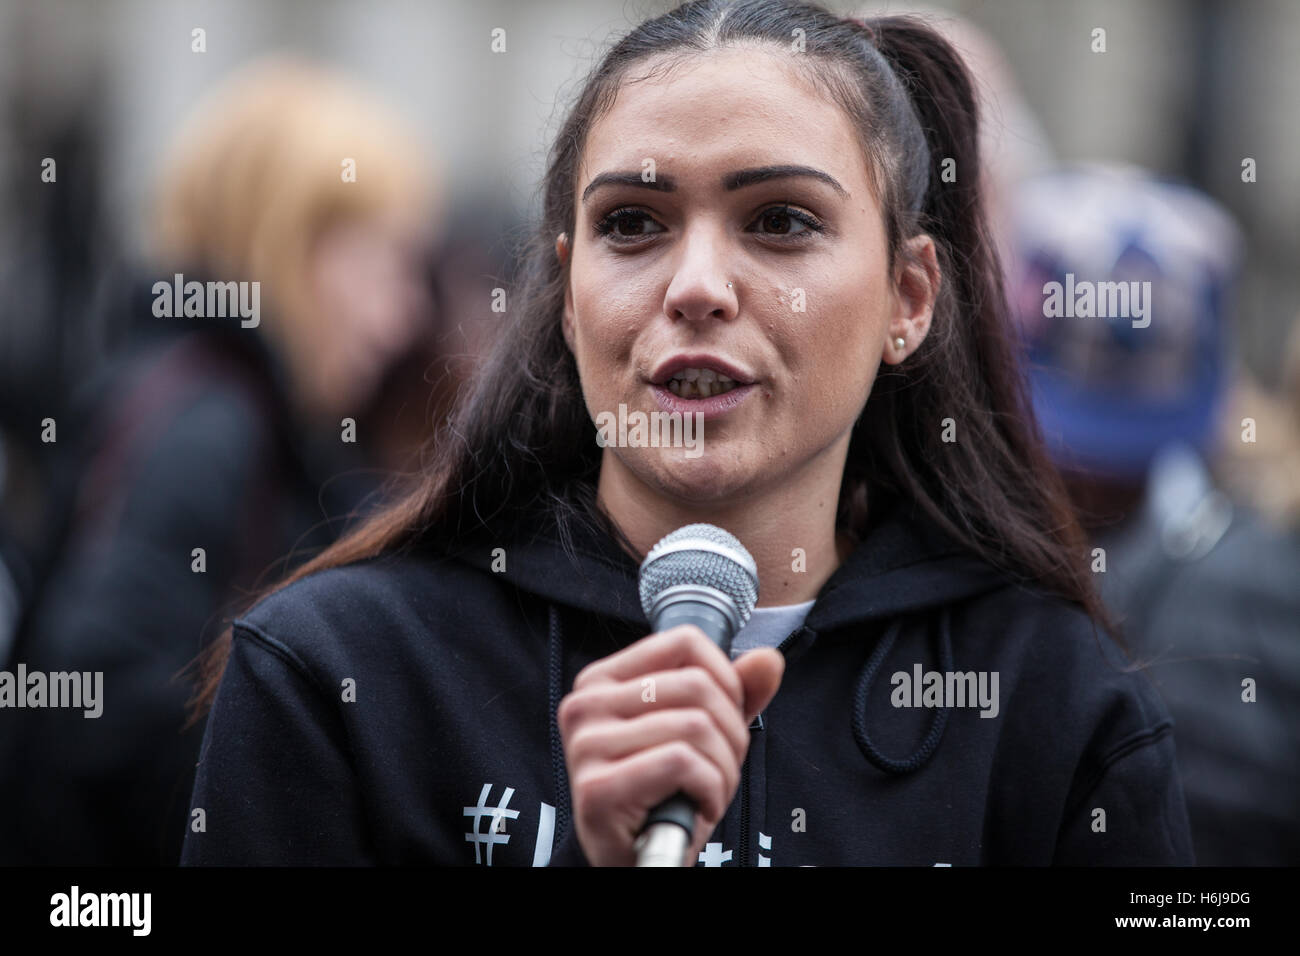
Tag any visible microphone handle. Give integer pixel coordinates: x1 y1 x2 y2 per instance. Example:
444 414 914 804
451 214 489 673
635 601 735 867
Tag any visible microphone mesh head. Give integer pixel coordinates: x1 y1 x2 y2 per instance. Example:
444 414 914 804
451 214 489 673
639 523 759 625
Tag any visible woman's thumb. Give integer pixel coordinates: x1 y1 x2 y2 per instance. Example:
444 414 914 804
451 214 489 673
733 649 785 724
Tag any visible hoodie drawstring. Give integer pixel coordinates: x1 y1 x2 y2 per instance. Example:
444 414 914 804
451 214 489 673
547 604 572 845
852 605 954 775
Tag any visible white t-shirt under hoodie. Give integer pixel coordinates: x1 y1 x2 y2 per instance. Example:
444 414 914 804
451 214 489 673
729 598 816 660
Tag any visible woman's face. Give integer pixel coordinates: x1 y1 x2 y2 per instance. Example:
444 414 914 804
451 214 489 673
562 46 936 510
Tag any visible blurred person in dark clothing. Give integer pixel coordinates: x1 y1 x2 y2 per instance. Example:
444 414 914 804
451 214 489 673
0 56 446 864
1008 163 1300 865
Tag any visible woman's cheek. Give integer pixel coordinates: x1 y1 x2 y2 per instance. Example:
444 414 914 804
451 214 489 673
577 333 635 421
591 315 642 385
791 337 869 434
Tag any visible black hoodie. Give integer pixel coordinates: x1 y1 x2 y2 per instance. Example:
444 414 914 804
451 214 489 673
181 491 1194 866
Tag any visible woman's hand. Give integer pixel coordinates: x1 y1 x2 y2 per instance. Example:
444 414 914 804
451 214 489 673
557 624 785 866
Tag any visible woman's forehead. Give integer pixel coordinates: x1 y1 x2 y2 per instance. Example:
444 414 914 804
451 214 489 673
578 47 866 193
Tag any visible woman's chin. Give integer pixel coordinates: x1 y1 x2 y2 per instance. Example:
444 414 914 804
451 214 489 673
639 448 756 506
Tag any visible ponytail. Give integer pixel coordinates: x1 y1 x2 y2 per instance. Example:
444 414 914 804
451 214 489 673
867 17 989 296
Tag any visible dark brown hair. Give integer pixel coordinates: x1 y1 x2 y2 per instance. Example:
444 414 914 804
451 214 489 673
187 0 1114 726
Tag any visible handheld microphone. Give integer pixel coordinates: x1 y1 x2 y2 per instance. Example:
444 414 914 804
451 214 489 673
634 523 759 867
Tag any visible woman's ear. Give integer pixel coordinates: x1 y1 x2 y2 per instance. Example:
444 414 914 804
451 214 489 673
883 233 940 365
556 232 576 353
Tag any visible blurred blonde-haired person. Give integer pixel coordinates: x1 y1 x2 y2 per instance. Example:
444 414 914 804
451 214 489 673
0 56 443 865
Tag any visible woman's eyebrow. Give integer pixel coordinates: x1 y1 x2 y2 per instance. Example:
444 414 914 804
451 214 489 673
723 164 848 197
582 164 847 204
582 171 678 203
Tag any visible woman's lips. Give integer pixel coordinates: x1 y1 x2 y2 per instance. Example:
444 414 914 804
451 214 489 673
650 382 757 420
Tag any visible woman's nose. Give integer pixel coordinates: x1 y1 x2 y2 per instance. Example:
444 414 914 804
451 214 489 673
662 226 739 325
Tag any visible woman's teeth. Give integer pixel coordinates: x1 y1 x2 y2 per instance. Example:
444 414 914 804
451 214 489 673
665 368 739 399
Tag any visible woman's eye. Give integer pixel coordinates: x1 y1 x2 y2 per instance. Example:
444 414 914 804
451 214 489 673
750 205 822 237
593 204 823 245
594 208 665 242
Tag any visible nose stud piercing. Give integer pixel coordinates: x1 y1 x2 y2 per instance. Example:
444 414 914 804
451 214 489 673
726 282 733 289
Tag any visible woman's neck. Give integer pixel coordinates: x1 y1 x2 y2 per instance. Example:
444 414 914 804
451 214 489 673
595 451 854 608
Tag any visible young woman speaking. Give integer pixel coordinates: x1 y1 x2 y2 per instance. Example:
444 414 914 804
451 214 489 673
181 0 1193 867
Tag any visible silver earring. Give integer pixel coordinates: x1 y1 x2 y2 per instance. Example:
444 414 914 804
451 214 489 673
894 336 906 352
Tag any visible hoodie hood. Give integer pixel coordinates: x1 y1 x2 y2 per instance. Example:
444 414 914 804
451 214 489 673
442 488 1008 635
438 489 1012 783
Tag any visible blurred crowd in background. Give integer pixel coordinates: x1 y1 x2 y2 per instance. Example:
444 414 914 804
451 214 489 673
0 0 1295 866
